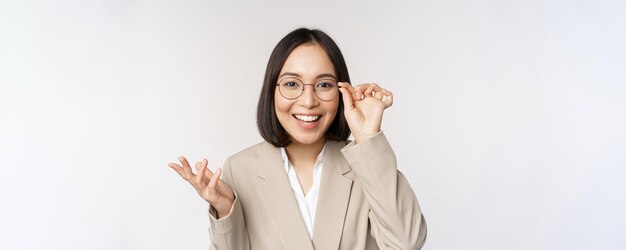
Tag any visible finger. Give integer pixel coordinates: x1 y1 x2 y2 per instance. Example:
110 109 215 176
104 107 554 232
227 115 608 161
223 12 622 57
373 83 384 97
338 82 355 110
364 83 375 97
208 168 222 198
352 83 371 92
374 91 383 100
355 88 364 100
179 156 195 180
383 89 393 108
367 83 384 97
168 163 186 179
212 170 231 196
356 83 383 94
203 164 215 183
194 161 202 172
354 84 375 99
340 82 358 100
194 159 207 184
202 159 213 183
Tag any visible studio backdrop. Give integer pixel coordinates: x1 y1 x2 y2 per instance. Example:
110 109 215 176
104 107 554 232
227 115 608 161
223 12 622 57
1 0 624 249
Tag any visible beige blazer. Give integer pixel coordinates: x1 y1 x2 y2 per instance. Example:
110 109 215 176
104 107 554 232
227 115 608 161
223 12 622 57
209 132 427 249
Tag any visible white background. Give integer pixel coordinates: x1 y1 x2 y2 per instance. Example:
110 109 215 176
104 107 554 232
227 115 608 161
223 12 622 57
1 0 625 249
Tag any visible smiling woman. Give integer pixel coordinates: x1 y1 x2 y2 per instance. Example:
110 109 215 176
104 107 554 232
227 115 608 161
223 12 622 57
168 28 427 249
257 28 352 148
274 44 341 147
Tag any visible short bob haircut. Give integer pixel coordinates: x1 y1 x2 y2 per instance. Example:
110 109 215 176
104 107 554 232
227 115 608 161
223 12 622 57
257 28 351 147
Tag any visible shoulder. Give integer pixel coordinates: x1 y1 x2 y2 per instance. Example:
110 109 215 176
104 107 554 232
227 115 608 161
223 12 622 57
225 140 281 172
228 141 267 164
326 138 350 152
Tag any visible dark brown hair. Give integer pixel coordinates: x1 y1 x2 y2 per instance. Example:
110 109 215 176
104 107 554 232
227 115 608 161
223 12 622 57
257 28 351 147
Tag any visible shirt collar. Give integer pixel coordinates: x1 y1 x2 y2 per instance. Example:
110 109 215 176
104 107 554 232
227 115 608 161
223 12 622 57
280 143 326 172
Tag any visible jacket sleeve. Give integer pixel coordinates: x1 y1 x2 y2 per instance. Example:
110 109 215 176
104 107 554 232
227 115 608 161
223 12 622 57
341 131 427 249
207 157 250 250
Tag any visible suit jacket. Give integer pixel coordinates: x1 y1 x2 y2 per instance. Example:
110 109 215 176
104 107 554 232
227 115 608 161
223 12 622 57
208 132 427 249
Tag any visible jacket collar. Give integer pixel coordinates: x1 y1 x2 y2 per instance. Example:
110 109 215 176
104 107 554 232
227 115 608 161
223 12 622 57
256 139 353 249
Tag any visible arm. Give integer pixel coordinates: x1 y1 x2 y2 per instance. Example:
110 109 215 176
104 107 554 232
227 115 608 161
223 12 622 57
338 82 427 248
208 157 250 250
341 131 427 249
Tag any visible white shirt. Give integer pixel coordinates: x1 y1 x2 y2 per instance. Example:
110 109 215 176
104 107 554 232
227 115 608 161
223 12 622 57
280 146 325 240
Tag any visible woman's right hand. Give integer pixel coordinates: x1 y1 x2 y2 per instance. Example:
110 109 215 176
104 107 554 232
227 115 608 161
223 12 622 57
168 156 235 219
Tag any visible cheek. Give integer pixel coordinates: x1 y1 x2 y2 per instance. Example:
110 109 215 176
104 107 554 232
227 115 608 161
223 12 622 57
325 100 340 119
274 91 291 117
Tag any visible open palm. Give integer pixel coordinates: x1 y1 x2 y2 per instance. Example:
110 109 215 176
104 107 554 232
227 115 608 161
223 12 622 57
168 157 234 218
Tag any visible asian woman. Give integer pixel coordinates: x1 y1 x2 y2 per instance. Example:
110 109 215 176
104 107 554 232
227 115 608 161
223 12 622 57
169 28 427 249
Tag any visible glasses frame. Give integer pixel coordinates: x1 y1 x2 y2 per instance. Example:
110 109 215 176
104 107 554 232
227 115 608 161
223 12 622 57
275 77 341 101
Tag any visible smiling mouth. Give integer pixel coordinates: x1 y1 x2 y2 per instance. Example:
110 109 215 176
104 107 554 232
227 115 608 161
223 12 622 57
293 114 321 123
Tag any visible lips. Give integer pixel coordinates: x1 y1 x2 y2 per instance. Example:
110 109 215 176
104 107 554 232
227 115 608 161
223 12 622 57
292 114 321 129
293 114 321 122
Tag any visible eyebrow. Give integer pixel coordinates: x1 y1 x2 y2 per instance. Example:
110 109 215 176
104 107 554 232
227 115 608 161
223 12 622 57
278 72 337 80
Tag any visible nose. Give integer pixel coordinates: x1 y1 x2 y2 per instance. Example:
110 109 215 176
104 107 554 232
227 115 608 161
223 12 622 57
298 84 319 108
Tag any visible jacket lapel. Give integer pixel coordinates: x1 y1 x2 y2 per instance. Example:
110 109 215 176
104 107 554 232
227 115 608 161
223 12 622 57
256 142 314 250
312 140 353 249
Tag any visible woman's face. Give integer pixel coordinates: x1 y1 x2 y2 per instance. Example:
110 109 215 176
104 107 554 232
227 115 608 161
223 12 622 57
274 43 339 146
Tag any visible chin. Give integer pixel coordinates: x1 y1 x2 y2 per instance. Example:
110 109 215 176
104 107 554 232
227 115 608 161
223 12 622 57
290 134 325 145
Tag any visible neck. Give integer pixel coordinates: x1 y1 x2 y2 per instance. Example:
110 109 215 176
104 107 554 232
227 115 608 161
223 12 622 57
285 138 326 168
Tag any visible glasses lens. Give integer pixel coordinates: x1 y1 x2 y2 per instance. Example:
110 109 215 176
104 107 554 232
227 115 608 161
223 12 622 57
277 78 339 101
278 78 303 99
315 80 339 101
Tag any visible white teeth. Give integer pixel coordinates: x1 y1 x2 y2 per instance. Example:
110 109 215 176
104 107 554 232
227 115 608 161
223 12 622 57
294 115 320 122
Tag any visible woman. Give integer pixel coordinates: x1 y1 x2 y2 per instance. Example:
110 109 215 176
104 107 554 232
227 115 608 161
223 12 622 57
169 28 427 249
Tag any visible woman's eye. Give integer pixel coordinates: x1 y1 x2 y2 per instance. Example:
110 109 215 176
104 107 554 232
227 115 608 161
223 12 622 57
285 81 299 87
317 82 335 88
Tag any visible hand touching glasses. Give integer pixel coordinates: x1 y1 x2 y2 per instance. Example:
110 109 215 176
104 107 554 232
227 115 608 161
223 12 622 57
338 82 393 144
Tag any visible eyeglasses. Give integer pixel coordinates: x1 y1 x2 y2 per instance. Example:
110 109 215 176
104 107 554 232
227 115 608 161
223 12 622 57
276 77 339 101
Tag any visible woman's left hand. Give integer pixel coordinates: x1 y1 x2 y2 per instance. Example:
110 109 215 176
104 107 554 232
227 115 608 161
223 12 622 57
338 82 393 144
